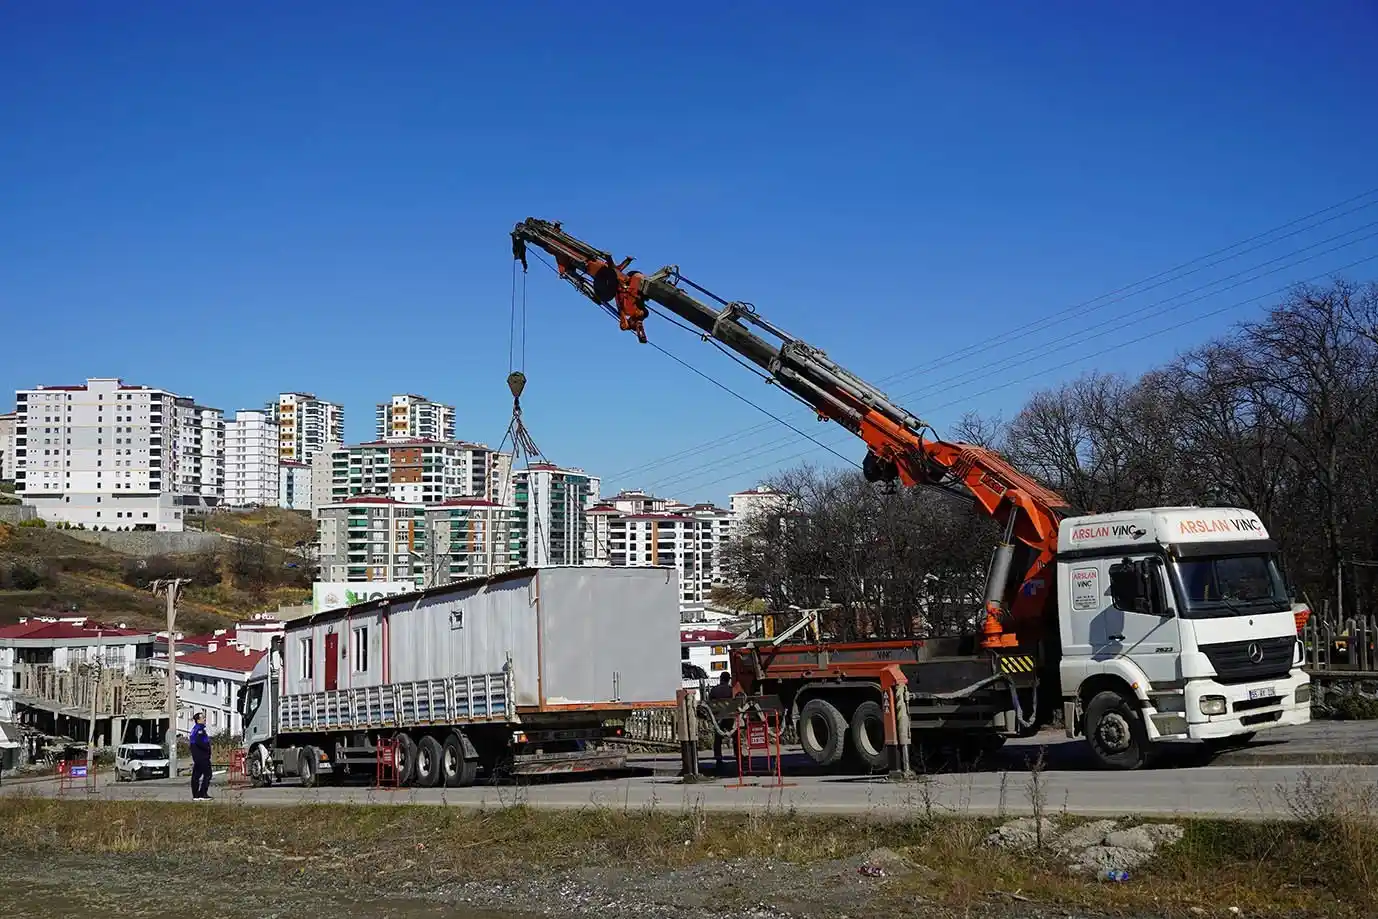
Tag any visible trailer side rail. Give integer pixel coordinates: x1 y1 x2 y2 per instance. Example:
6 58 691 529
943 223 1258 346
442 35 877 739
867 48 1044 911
278 671 515 734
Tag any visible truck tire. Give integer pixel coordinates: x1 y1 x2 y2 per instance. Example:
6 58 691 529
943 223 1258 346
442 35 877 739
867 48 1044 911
393 732 418 786
415 735 443 788
848 700 888 771
799 697 848 767
298 747 319 788
1085 690 1150 770
441 732 478 788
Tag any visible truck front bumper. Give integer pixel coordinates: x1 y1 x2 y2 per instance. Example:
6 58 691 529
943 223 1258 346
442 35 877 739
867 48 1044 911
1175 670 1311 741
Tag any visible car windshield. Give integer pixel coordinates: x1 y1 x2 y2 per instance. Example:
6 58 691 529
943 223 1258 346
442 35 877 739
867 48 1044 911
1172 554 1290 617
126 748 164 760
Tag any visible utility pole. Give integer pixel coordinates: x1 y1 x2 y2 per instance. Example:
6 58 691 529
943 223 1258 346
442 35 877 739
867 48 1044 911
86 630 103 790
152 578 189 780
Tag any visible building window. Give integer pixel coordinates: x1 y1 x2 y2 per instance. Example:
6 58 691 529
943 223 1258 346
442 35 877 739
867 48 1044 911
299 637 314 679
711 661 728 671
351 626 369 673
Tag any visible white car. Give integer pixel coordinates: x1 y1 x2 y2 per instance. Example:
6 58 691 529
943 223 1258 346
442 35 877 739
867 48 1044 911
114 743 170 781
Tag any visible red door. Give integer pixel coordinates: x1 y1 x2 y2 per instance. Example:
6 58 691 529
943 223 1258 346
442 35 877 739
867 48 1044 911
324 632 339 691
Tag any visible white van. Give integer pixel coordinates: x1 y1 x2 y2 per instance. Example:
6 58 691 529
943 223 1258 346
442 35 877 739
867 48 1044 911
114 743 170 781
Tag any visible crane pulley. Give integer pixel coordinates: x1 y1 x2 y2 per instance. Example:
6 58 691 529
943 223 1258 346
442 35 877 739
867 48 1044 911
511 217 1073 649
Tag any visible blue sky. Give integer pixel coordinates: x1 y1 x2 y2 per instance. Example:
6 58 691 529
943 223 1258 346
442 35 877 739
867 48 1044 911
3 2 1376 504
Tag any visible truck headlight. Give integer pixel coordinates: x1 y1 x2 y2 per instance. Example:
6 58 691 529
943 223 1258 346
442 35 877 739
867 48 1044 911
1295 684 1311 704
1200 695 1228 716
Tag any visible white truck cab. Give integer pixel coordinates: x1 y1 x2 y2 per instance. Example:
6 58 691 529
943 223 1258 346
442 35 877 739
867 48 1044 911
1057 506 1310 768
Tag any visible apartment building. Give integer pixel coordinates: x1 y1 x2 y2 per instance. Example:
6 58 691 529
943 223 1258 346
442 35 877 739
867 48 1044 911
513 463 600 567
14 378 224 530
279 461 312 511
0 412 16 482
323 440 512 507
588 493 732 617
425 498 521 583
147 643 265 738
270 392 344 463
316 496 429 585
223 409 279 507
375 394 456 442
0 617 155 723
728 484 794 539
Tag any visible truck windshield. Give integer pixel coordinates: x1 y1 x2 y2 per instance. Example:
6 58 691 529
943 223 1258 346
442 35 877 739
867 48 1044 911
1171 554 1290 618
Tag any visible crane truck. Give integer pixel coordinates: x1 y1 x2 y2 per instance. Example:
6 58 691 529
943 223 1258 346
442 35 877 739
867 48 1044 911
511 218 1313 771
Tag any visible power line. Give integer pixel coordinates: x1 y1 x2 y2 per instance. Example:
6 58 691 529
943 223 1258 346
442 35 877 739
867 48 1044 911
635 227 1378 494
654 251 1378 499
603 186 1378 481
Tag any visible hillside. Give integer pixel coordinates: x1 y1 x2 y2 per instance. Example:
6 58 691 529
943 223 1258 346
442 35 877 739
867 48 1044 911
194 505 316 552
0 520 311 633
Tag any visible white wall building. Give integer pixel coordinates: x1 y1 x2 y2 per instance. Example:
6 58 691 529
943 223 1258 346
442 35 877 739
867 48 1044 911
0 618 154 722
513 464 600 567
147 643 265 738
270 392 344 464
376 394 456 442
224 409 279 507
729 485 794 540
316 496 428 585
324 440 512 507
279 461 312 511
0 411 16 482
309 443 341 518
14 377 224 531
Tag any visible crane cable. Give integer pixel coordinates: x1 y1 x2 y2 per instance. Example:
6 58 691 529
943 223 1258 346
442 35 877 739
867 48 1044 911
500 261 548 566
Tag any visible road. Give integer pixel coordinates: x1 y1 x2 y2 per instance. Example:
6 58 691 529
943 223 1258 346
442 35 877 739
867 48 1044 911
8 721 1375 819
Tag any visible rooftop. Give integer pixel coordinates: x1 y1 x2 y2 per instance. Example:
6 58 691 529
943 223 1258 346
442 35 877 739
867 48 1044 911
169 646 265 673
0 617 151 643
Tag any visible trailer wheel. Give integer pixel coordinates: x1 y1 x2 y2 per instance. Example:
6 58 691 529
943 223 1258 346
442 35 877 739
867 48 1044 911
1085 690 1150 770
415 735 443 788
799 697 848 767
298 747 319 788
393 732 418 786
848 700 888 771
441 732 478 788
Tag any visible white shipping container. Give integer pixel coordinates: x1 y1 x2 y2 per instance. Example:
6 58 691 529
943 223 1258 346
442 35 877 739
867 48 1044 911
280 567 681 710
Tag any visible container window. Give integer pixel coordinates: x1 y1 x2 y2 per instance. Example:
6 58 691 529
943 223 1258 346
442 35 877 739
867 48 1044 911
352 626 369 673
299 637 314 680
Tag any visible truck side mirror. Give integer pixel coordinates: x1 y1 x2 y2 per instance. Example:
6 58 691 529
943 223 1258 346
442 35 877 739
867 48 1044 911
234 688 243 715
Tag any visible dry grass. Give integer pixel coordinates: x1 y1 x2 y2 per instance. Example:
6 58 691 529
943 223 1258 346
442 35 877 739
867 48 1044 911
2 789 1376 917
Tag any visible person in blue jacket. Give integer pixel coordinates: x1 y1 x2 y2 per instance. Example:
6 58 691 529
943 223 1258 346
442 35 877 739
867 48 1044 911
189 712 213 800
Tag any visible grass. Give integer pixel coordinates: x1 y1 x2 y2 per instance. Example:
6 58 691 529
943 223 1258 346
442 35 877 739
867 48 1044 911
196 506 315 551
2 776 1377 918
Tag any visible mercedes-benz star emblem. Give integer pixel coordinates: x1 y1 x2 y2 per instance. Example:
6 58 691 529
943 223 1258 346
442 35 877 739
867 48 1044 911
1247 642 1264 664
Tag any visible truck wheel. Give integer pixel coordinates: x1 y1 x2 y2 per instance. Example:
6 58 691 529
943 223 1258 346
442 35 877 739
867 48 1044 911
441 732 478 788
799 697 848 767
393 732 419 786
415 735 443 788
848 700 888 771
298 748 319 788
1085 690 1150 770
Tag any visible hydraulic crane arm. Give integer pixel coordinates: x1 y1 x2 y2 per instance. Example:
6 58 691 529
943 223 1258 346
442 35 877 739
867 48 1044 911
511 218 1073 649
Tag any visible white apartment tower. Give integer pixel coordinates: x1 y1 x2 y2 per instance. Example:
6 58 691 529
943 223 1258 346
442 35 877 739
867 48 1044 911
0 412 16 482
376 394 456 442
14 377 224 530
279 462 312 511
224 409 279 507
513 464 601 567
728 484 794 540
270 392 344 463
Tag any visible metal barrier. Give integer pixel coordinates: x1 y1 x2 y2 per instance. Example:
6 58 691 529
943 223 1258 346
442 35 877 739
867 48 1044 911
226 749 249 787
1303 606 1378 674
374 737 401 788
731 710 788 789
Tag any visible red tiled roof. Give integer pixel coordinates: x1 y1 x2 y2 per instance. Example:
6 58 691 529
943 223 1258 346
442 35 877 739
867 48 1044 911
681 629 736 642
0 620 151 641
435 498 503 508
174 646 266 672
337 495 403 505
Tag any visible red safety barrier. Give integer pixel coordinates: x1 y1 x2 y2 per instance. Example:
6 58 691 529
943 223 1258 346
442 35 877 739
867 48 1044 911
731 710 791 789
227 748 250 787
57 758 92 795
374 737 401 788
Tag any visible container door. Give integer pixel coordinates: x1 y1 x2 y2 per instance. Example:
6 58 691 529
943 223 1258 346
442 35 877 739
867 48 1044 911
324 632 339 691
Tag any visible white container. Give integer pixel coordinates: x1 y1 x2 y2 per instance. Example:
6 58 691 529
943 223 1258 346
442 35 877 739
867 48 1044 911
279 566 680 711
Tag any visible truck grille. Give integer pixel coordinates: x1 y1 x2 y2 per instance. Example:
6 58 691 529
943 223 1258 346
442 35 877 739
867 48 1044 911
1198 636 1294 685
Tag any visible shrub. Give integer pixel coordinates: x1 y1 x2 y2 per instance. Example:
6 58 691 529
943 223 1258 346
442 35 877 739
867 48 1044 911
17 518 46 529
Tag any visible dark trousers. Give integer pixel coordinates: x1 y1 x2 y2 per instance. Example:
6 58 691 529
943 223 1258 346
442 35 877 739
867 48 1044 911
191 754 212 798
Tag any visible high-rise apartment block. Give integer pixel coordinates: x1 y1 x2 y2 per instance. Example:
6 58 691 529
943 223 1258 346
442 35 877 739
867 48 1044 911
323 440 512 507
316 495 518 586
270 392 344 463
0 412 16 482
224 409 279 507
728 484 794 539
513 464 600 567
376 394 455 442
279 462 312 511
14 377 224 530
587 490 732 617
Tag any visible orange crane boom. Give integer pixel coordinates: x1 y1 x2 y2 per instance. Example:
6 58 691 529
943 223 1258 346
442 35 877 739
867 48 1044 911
511 218 1073 647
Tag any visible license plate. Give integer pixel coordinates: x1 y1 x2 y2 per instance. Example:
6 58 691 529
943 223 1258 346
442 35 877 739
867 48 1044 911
1248 687 1277 700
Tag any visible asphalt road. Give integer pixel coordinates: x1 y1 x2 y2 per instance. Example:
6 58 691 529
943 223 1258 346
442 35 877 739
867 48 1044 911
7 722 1375 820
